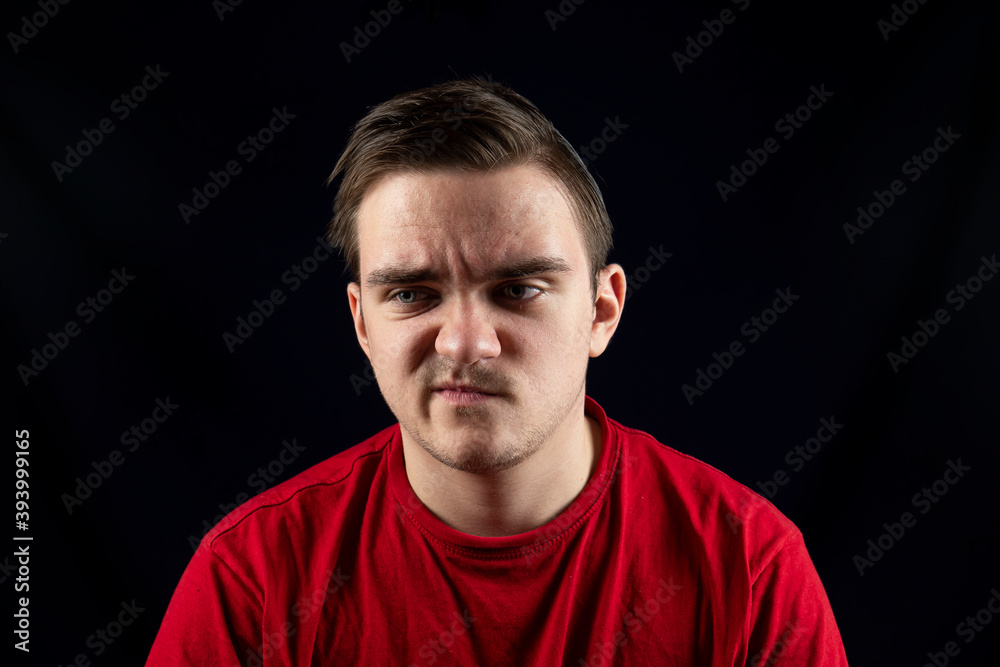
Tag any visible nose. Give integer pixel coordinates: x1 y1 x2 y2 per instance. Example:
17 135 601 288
434 295 501 365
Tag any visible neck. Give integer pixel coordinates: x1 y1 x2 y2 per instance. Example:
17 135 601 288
401 409 602 537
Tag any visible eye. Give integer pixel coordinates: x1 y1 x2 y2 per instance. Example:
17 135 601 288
502 285 543 300
391 290 426 304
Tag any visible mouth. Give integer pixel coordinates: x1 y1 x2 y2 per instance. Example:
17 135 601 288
432 384 499 406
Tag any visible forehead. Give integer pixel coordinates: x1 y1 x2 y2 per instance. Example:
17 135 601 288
355 166 585 278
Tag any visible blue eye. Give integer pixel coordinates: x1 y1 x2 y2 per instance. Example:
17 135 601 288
392 290 424 304
503 285 542 300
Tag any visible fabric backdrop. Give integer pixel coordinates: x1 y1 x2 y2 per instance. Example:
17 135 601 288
3 0 998 664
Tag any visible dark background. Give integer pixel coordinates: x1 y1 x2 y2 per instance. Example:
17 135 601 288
3 0 999 664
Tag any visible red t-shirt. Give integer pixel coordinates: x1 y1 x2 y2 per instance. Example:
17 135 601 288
145 396 849 666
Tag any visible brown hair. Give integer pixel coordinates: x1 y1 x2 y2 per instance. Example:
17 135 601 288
325 77 613 295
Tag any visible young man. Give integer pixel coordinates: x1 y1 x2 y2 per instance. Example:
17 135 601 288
145 78 849 665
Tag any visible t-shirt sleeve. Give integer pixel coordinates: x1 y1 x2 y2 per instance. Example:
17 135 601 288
744 531 849 666
144 540 262 667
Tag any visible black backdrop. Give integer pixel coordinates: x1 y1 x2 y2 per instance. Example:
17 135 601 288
4 0 999 664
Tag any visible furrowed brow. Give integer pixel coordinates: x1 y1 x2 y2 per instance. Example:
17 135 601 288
365 266 438 288
487 257 573 281
364 256 572 288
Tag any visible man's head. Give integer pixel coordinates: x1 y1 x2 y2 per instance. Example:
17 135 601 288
327 78 625 476
326 77 613 297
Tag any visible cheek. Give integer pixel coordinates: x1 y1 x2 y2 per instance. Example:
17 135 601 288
515 308 592 368
548 302 593 350
369 322 434 378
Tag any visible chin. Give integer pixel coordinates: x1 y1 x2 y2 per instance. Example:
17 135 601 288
443 448 531 475
416 429 521 473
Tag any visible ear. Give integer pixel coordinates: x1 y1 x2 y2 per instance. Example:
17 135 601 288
589 263 626 358
347 282 372 362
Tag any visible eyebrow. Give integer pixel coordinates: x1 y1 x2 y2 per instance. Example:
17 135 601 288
364 256 573 288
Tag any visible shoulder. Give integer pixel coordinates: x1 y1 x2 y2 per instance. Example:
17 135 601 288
606 414 799 574
200 423 396 552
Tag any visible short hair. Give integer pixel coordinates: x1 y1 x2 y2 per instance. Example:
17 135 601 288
325 77 613 295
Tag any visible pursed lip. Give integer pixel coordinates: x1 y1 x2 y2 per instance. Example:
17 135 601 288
432 383 496 395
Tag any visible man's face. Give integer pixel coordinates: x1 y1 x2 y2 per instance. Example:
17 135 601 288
348 165 616 474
